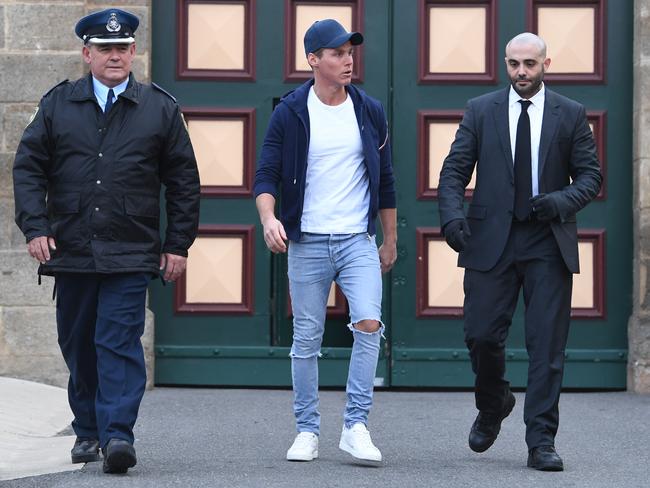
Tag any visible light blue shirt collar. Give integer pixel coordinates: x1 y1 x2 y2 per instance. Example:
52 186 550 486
92 76 129 112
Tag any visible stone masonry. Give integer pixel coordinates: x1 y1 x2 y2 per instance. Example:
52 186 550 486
1 1 649 393
0 1 154 388
630 0 650 393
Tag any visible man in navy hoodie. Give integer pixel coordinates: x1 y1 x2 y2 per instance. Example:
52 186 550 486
254 19 396 464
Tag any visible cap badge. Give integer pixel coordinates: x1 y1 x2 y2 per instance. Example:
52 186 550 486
106 13 121 33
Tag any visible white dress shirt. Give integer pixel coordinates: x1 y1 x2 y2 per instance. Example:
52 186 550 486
508 83 545 197
92 76 129 112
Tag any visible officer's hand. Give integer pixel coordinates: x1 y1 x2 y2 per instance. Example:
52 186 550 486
530 193 560 221
262 217 288 253
160 253 187 282
378 241 397 274
27 236 56 264
443 219 471 253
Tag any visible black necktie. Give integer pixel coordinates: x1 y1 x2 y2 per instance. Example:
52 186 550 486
105 89 114 114
514 100 533 221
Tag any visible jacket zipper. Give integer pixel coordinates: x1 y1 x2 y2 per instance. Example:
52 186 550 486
295 113 310 185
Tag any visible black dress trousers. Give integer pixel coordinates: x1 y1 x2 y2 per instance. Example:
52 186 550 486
463 220 572 448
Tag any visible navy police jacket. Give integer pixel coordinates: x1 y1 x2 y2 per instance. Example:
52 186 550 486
13 73 201 276
253 80 396 241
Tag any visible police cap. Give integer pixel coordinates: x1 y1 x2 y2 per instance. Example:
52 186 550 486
75 9 139 45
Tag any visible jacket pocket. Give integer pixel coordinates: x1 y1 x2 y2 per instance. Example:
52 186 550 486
121 194 160 243
124 194 159 218
51 193 80 215
466 204 487 220
49 193 84 251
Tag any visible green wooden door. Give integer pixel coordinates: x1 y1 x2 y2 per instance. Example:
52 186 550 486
389 0 631 388
150 0 391 386
151 0 631 388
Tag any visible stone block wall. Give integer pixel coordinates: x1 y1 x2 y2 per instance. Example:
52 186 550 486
2 1 649 393
0 1 154 388
631 0 650 393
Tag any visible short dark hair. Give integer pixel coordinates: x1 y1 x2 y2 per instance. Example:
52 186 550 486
307 49 324 71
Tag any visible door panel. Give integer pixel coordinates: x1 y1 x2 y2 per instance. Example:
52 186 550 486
151 0 391 386
151 0 631 388
389 0 631 388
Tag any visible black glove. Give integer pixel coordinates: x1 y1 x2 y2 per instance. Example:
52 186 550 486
443 218 471 253
530 193 561 221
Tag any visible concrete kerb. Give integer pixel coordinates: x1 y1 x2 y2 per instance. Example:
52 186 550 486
0 376 78 481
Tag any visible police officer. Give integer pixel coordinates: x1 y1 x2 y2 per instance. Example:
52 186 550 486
13 9 200 474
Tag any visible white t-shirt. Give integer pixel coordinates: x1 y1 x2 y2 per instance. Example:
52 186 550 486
301 87 369 234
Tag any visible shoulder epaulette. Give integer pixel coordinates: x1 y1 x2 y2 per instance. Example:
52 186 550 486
152 82 177 102
43 79 69 98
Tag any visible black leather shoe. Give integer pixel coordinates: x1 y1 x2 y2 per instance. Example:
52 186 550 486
468 391 516 452
527 446 564 471
102 439 137 474
71 437 100 464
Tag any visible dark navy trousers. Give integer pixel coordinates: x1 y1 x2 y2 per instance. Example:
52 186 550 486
55 272 149 448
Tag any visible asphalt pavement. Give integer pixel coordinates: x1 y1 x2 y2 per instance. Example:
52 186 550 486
1 381 649 487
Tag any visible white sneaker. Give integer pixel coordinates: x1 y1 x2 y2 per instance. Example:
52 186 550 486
286 432 319 461
339 423 382 462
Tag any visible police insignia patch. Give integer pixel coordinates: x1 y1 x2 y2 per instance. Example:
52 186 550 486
26 106 39 128
106 13 121 32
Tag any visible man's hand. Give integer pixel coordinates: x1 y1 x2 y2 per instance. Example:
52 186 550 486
530 193 560 221
262 217 288 253
443 218 471 253
27 236 56 264
378 241 397 274
160 253 187 282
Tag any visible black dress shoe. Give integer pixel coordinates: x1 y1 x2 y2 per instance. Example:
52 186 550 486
527 446 564 471
102 438 137 474
468 391 516 452
71 437 100 464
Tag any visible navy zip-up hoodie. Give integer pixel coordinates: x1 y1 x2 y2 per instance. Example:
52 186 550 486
254 79 396 242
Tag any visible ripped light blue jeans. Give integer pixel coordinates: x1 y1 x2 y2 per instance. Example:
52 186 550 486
288 232 385 435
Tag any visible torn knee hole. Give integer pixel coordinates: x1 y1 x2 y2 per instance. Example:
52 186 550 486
352 320 381 333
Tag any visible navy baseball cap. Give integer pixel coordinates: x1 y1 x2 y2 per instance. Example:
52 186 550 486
75 8 139 45
303 19 363 56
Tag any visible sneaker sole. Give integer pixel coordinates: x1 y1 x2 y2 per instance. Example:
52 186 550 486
286 451 318 462
338 440 382 463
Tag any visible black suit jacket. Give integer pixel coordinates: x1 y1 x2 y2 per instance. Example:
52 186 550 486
438 87 602 274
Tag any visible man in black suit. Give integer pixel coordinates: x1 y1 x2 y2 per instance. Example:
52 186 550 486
438 33 602 471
